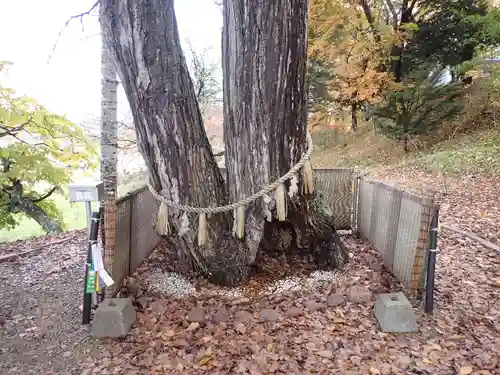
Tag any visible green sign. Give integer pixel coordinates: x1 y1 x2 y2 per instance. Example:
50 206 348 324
85 265 96 294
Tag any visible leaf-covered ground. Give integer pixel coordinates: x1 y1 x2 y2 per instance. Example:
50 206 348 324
0 170 499 375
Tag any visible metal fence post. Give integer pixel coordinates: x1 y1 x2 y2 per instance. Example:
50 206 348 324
351 166 361 236
82 211 101 325
425 205 439 314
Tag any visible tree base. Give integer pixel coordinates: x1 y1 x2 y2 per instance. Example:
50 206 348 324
171 195 348 287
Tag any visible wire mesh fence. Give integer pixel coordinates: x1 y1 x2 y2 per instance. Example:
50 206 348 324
314 168 353 229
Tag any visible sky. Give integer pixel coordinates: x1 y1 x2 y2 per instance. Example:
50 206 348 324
0 0 222 126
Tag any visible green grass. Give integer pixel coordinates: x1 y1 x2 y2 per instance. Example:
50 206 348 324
0 193 90 243
401 129 500 175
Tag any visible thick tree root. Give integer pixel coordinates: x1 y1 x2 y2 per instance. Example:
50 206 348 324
172 194 347 287
201 234 251 286
171 233 251 287
261 194 349 270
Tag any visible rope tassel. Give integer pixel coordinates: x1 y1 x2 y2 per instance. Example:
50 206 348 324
198 213 208 246
155 202 170 236
275 183 287 221
233 206 245 239
302 160 314 195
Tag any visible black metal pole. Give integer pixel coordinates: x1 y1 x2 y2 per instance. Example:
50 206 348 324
82 211 101 325
97 204 105 303
425 205 439 315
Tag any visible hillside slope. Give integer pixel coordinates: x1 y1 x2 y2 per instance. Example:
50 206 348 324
311 126 500 176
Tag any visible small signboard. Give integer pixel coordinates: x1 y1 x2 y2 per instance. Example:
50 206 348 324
68 181 104 202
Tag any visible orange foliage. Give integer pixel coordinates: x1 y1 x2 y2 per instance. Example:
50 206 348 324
308 0 393 110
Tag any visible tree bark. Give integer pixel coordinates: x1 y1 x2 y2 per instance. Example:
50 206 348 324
100 30 119 290
8 180 62 234
100 35 119 197
19 200 63 235
222 0 348 268
99 0 248 285
351 103 358 132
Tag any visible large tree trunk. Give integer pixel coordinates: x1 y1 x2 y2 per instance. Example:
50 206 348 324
99 0 248 285
222 0 347 268
351 103 358 132
100 0 347 285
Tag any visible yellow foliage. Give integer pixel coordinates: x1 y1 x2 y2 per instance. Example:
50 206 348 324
308 0 394 113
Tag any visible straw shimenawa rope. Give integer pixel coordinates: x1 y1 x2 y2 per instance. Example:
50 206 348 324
147 132 314 214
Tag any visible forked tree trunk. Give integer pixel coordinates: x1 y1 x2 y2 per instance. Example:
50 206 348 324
223 0 347 267
100 0 347 284
99 0 247 284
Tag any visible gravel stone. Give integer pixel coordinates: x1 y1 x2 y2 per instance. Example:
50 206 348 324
347 285 373 303
327 293 346 307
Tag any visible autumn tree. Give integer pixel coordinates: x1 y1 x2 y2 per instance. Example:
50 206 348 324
353 0 500 82
100 0 347 285
374 68 465 151
308 0 392 131
345 0 500 149
0 62 96 233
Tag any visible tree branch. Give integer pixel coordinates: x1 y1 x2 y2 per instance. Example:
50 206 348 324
0 117 34 138
358 0 382 43
383 0 399 30
48 1 100 63
32 186 58 203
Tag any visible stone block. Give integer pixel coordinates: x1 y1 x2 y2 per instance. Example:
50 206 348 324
374 292 418 333
91 298 136 338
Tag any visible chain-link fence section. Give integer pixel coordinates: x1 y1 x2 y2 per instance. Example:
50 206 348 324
314 168 354 229
357 178 435 299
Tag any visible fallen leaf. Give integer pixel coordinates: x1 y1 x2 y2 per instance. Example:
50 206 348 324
186 322 200 332
317 350 334 359
198 356 213 366
235 322 247 334
459 366 473 375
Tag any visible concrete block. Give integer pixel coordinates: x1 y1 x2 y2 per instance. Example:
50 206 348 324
374 292 418 333
91 298 136 338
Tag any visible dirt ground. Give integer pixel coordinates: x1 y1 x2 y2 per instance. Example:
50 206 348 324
0 170 499 375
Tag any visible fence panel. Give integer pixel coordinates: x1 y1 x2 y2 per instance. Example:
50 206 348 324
112 187 161 295
220 167 353 229
314 168 353 229
358 178 433 298
129 187 162 272
113 199 131 295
